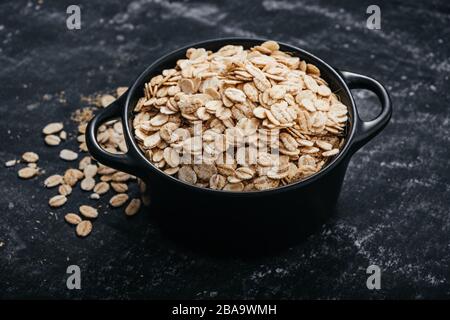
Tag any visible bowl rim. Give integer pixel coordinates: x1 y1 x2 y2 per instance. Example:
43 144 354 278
122 37 358 196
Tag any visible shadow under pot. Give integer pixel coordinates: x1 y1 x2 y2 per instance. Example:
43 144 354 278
86 38 392 253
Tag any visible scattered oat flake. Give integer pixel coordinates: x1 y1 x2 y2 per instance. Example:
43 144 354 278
93 181 109 195
22 152 39 163
18 167 38 179
64 213 82 225
79 205 98 218
111 172 130 182
76 220 92 237
109 193 129 207
59 130 67 140
44 174 63 188
44 134 61 146
5 159 17 167
110 182 128 193
83 164 97 178
90 193 100 200
59 149 78 161
80 177 95 191
64 168 82 186
49 195 67 208
125 198 141 216
58 184 72 196
43 122 63 135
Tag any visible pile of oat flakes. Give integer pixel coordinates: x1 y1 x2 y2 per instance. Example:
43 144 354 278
132 41 348 191
5 88 146 237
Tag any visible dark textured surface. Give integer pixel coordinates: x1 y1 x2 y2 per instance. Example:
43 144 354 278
1 0 449 299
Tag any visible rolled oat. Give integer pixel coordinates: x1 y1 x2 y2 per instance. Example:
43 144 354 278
18 167 38 179
59 149 79 161
49 194 67 207
93 182 109 195
64 213 82 225
58 184 72 196
132 41 348 191
5 159 18 167
22 152 39 163
109 193 129 207
79 205 98 218
43 122 63 135
44 174 63 188
44 134 61 146
76 220 92 237
125 198 141 216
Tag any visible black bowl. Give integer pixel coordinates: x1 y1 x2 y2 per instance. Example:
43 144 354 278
86 38 392 254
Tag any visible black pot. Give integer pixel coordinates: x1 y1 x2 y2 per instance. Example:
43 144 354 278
86 38 392 254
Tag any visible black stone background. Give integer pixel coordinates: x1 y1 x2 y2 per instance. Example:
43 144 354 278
0 0 449 299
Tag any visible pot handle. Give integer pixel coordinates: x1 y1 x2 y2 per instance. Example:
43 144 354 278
340 71 392 152
86 93 140 175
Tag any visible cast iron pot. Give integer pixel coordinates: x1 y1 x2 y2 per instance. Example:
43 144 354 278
86 38 392 253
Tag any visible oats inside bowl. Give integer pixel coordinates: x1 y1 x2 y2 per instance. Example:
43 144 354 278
132 41 349 191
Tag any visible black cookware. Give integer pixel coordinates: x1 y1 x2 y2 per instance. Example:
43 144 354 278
86 38 392 253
